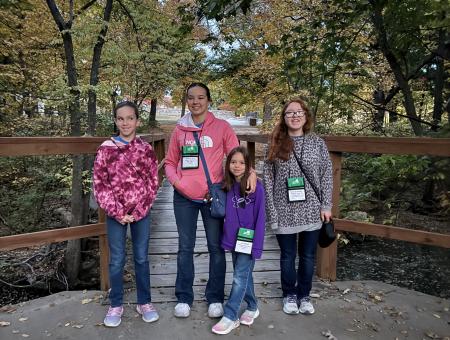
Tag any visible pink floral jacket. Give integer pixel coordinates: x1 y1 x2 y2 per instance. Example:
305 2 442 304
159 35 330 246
93 137 158 222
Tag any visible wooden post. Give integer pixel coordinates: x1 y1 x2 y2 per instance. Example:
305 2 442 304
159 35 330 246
154 139 166 187
247 141 256 169
98 208 109 291
316 152 342 281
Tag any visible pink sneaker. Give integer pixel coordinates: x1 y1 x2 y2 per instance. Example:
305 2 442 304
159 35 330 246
104 306 123 327
136 303 159 323
239 309 260 326
212 316 240 335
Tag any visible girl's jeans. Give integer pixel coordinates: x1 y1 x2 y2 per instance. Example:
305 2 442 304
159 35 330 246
276 229 320 299
173 190 225 306
223 252 257 321
107 214 151 307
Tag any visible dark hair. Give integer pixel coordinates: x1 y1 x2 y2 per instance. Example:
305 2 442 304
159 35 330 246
114 101 139 119
223 146 250 197
186 82 212 101
267 98 313 161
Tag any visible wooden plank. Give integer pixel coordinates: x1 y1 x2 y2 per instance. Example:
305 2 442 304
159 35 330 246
334 218 450 248
235 134 450 157
0 134 165 157
98 208 109 291
0 223 107 251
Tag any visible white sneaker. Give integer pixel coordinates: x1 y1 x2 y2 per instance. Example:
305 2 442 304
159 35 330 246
174 303 190 318
208 302 224 318
282 295 299 314
239 309 260 326
299 297 315 315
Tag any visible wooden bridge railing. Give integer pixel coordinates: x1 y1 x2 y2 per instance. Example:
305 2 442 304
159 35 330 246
237 134 450 281
0 134 166 291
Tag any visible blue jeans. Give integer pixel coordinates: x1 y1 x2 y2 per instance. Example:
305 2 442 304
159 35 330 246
223 252 257 321
276 229 320 299
107 214 151 307
173 190 225 306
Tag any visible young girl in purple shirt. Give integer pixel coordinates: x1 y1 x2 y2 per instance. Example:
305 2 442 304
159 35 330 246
212 146 266 335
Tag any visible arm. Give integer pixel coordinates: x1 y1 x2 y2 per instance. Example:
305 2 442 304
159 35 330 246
252 183 266 259
93 148 125 222
318 139 333 221
164 128 182 188
262 147 278 230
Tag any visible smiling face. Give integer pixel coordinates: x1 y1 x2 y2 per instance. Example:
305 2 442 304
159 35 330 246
229 152 246 181
115 105 139 141
186 86 210 123
284 101 307 136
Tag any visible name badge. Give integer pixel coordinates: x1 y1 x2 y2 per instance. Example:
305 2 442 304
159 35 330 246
234 227 254 254
287 177 306 202
181 145 199 169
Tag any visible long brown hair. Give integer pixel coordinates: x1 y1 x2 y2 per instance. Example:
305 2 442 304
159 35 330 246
223 146 250 197
267 98 313 161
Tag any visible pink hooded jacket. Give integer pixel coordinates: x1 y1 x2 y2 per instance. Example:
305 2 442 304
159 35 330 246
165 111 239 200
93 137 158 222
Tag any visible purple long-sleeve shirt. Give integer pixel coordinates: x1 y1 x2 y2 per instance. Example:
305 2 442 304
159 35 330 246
221 180 266 259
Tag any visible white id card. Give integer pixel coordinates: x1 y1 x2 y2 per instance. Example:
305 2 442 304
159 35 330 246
182 155 199 169
235 240 253 254
288 188 306 202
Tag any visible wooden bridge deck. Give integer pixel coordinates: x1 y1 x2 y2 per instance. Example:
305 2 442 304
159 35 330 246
123 180 284 303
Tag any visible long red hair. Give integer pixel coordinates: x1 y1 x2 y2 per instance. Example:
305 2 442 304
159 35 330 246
267 99 313 161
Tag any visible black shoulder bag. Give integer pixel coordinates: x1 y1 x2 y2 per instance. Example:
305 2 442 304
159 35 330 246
293 149 336 248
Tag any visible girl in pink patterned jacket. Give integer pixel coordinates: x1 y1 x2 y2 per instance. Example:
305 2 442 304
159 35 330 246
93 101 159 327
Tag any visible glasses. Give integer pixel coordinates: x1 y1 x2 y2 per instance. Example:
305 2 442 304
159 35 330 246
284 110 306 118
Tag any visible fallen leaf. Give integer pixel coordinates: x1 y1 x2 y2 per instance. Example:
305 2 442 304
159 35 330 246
425 331 440 339
343 288 350 295
267 324 274 329
0 306 16 313
64 322 70 327
310 293 320 298
432 313 441 319
322 330 338 339
72 325 84 329
0 321 10 327
21 334 30 338
82 289 87 294
19 317 28 322
12 330 20 334
345 328 356 332
81 298 92 305
161 255 170 259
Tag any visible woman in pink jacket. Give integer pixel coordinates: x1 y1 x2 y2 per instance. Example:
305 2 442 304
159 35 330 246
165 83 255 319
94 101 159 327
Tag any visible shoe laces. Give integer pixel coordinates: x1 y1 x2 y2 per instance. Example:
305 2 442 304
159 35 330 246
286 295 297 304
300 297 311 303
107 306 123 317
139 303 156 313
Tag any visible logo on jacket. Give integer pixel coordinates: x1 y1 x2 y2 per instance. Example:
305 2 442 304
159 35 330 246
200 136 213 148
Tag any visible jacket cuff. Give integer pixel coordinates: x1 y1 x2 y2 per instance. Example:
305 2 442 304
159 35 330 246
269 222 278 230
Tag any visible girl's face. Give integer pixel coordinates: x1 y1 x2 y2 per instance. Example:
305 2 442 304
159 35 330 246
229 152 246 180
115 106 139 140
284 102 307 134
187 86 210 118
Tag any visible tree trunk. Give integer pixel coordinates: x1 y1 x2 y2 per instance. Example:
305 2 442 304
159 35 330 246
263 98 273 122
181 95 186 117
370 0 423 135
149 98 157 124
87 0 113 136
46 0 82 287
372 89 385 131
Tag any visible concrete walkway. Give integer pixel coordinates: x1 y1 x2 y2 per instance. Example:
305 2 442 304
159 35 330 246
1 280 448 340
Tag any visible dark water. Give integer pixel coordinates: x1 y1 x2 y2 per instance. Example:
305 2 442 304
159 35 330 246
337 237 450 298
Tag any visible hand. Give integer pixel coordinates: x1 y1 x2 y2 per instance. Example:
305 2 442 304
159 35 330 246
245 169 257 194
120 214 134 225
320 210 332 223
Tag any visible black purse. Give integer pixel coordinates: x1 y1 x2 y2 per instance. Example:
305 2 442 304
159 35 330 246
293 150 336 248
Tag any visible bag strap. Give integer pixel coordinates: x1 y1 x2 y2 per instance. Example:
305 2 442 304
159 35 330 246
193 131 213 189
292 150 322 204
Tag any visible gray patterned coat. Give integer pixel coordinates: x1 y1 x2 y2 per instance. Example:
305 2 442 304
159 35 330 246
263 133 333 234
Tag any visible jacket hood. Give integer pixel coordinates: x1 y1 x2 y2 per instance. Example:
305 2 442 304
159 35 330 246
176 111 216 132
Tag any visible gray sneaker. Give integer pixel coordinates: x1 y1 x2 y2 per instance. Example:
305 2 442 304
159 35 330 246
282 295 299 314
299 297 315 315
174 302 190 318
208 303 224 318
